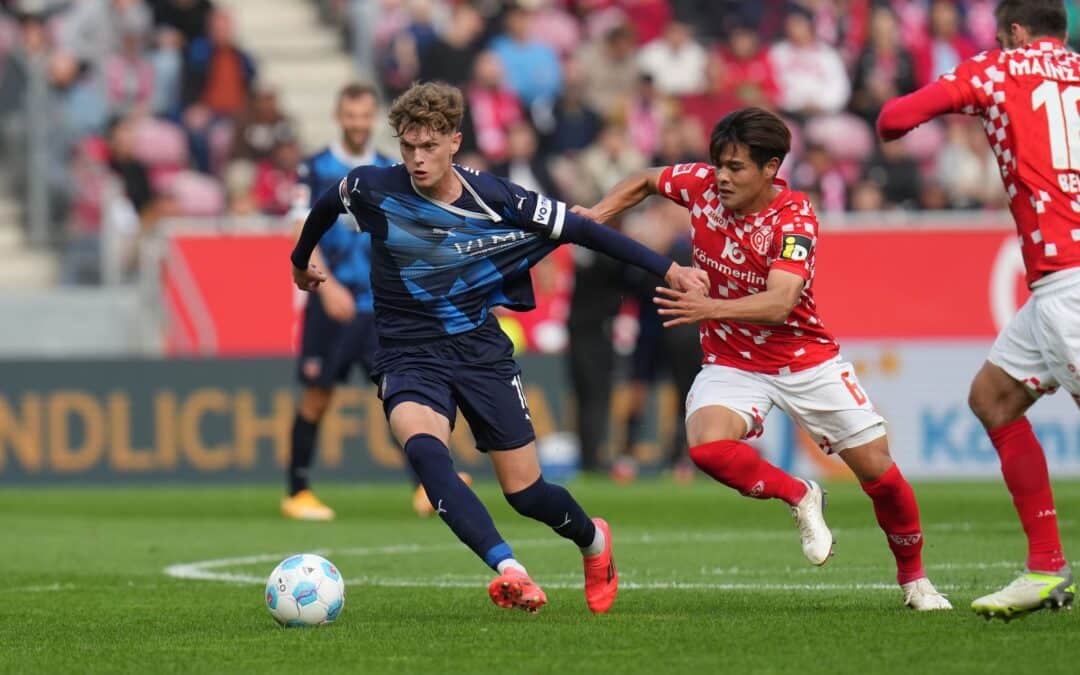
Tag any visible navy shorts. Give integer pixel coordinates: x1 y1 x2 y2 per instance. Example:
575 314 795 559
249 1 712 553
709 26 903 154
297 294 379 389
630 308 663 383
372 315 535 452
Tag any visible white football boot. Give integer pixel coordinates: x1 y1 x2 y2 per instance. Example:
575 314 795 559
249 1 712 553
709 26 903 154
790 479 833 566
901 577 953 611
971 568 1075 621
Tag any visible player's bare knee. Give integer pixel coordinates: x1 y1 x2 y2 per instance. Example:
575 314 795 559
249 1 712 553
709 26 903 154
389 402 451 447
686 406 748 447
298 387 332 421
968 378 1019 430
837 428 892 482
967 376 997 427
968 362 1037 430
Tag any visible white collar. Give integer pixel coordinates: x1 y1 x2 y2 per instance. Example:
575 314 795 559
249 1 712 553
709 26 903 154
409 167 502 222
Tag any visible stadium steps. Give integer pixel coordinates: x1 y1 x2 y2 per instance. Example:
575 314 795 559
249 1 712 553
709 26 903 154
216 0 355 150
0 196 58 289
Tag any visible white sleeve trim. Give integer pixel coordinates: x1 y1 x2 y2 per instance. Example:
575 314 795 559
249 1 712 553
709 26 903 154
549 201 566 240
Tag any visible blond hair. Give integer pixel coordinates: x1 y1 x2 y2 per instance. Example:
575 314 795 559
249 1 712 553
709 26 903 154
387 82 465 137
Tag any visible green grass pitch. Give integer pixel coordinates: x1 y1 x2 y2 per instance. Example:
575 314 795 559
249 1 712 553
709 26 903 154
1 478 1076 674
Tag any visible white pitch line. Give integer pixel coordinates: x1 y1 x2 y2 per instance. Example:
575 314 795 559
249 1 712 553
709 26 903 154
25 583 76 593
164 517 1064 586
163 567 928 592
345 578 923 592
164 525 1050 593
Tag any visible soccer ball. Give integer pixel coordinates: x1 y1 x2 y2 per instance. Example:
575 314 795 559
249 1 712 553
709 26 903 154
264 553 345 627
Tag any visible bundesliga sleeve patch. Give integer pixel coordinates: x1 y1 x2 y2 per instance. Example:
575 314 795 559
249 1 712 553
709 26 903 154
531 195 566 239
779 234 813 261
532 195 554 226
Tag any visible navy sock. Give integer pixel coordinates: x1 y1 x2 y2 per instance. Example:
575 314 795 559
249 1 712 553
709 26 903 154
403 457 421 488
405 434 512 571
505 477 597 548
288 413 318 496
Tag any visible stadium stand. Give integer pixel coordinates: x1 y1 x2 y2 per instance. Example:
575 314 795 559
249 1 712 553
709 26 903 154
1 0 1080 290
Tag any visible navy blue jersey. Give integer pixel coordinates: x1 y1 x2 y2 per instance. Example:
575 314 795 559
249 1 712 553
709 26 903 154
335 164 569 341
291 144 395 312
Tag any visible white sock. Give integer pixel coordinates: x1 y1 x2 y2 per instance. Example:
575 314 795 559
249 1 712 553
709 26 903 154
496 559 526 575
580 526 605 557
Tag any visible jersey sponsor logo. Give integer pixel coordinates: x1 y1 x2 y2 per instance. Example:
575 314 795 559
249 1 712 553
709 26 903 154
452 230 531 255
671 163 696 176
694 248 766 286
750 227 774 256
720 238 746 264
779 234 812 261
532 195 554 226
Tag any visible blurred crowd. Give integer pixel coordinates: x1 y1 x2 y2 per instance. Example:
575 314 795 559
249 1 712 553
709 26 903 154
0 0 294 282
334 0 1080 216
2 0 1080 284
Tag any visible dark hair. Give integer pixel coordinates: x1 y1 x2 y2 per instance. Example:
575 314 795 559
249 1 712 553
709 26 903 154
709 108 792 168
337 82 379 106
996 0 1067 39
388 81 465 136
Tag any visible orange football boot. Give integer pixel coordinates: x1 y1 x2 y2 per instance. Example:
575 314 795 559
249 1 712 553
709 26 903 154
488 568 547 614
583 518 618 614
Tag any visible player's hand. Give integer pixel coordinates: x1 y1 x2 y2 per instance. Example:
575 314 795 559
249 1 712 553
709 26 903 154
653 286 717 328
663 263 709 295
319 278 357 323
571 204 607 224
292 263 327 292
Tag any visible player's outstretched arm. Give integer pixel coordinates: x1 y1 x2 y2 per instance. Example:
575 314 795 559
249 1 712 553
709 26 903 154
654 268 804 328
876 81 956 141
290 186 346 291
558 211 709 294
571 168 664 223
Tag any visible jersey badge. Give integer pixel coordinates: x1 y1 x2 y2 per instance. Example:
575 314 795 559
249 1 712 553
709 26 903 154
779 234 812 261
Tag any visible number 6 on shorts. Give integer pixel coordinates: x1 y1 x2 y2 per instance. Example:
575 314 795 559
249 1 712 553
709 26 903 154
841 370 868 405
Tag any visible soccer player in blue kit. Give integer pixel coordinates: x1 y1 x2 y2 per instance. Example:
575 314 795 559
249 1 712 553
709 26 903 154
281 83 397 522
290 82 708 614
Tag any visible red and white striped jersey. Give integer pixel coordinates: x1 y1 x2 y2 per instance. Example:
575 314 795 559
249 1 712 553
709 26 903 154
939 39 1080 287
658 163 839 374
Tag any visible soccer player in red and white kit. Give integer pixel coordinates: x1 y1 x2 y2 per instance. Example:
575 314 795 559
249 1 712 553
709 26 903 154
575 108 951 611
877 0 1078 619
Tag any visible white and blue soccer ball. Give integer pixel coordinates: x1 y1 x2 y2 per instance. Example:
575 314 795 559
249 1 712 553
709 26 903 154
265 553 345 627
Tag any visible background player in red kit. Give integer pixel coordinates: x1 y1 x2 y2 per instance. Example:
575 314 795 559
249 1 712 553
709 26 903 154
576 108 951 611
877 0 1079 620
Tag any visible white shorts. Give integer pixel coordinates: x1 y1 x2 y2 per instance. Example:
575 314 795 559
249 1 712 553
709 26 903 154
685 356 886 453
988 269 1080 401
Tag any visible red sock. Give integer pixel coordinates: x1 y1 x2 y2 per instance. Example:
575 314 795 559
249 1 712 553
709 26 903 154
861 464 925 585
989 417 1066 572
689 440 807 505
